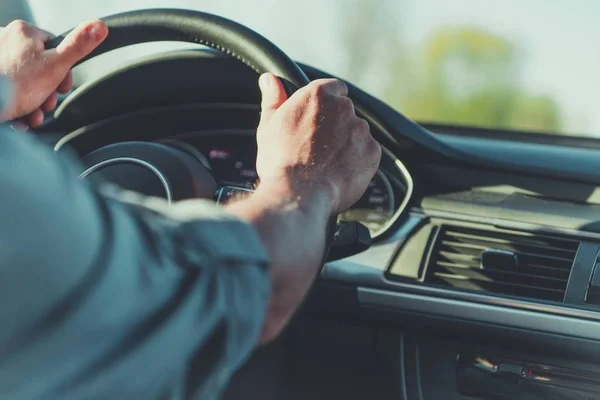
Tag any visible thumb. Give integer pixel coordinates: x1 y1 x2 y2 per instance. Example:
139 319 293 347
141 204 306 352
47 20 108 69
258 73 288 126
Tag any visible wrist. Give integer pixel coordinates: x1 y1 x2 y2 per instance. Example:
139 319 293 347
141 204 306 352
256 175 337 217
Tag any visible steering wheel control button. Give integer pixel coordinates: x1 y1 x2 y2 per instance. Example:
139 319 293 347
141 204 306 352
326 221 372 262
216 186 254 204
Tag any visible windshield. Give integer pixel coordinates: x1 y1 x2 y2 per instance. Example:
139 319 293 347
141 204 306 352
25 0 600 138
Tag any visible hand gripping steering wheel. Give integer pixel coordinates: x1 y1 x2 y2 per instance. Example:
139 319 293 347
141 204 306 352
46 9 371 261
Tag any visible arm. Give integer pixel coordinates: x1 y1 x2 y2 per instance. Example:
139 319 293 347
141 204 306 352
226 73 382 343
0 18 380 397
226 180 332 343
0 130 272 399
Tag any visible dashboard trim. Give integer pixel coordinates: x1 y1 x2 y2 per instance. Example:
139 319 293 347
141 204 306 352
374 152 414 242
358 287 600 340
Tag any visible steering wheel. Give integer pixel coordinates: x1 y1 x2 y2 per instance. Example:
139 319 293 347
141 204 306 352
46 9 371 261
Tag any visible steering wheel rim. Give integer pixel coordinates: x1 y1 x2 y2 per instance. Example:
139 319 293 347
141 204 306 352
46 8 310 92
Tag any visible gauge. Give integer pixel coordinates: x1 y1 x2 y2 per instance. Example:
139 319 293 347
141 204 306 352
160 136 397 236
339 170 395 235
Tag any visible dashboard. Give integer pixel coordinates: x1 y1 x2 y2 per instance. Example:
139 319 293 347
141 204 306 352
158 132 408 236
39 47 600 400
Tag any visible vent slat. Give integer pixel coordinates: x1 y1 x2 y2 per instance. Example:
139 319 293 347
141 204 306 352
436 261 571 281
445 229 579 249
518 261 573 273
433 271 566 291
439 243 574 267
438 251 478 262
427 225 579 303
441 239 577 259
434 265 568 290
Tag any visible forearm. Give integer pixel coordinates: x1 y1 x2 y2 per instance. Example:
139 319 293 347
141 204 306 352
0 129 274 397
225 179 333 343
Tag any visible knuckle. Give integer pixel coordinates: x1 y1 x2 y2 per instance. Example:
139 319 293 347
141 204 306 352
307 80 328 99
338 96 354 111
306 78 345 99
8 19 29 33
354 117 370 132
370 139 383 164
336 79 348 94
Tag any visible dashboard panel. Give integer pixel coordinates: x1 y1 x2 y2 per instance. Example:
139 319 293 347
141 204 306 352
41 49 600 400
161 132 407 235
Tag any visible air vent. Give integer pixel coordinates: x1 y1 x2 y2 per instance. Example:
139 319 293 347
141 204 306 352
426 225 580 302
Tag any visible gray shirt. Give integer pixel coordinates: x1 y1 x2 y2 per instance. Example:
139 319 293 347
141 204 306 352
0 126 271 399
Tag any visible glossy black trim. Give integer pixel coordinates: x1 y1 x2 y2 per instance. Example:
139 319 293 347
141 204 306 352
423 121 600 151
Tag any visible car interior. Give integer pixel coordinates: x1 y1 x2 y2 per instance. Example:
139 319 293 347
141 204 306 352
8 4 600 400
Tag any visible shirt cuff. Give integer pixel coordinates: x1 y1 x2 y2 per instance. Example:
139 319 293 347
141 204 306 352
100 184 270 267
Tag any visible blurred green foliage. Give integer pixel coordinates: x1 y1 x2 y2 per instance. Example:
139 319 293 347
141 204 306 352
341 0 562 134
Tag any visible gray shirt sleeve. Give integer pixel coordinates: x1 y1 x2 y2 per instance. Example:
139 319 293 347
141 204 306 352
0 129 271 400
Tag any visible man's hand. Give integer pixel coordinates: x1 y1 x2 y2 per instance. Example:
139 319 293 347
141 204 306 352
227 74 381 343
0 19 108 127
256 74 381 214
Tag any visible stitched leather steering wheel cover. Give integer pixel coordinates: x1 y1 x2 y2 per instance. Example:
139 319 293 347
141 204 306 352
45 8 310 90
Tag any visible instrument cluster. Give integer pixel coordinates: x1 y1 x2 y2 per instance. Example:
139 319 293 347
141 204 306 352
164 133 405 236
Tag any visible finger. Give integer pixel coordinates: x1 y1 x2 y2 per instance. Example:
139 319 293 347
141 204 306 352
258 73 288 126
41 92 58 112
57 72 73 94
45 19 108 69
25 109 45 128
308 79 349 97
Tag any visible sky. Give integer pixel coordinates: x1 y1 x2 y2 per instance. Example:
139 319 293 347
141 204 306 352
25 0 600 137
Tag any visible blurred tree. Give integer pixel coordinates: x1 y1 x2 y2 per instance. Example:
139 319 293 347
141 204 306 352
386 27 562 133
338 7 563 134
507 95 561 132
